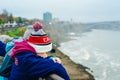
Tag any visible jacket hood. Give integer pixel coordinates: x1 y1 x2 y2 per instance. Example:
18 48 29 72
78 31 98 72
10 40 36 58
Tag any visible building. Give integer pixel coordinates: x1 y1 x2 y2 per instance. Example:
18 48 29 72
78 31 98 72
43 12 52 22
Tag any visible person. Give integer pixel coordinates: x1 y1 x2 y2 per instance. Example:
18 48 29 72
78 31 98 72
0 38 23 80
23 22 65 79
8 23 70 80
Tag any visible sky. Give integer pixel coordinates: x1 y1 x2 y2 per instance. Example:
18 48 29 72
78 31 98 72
0 0 120 23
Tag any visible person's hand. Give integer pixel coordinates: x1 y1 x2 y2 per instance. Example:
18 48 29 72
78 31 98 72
52 57 61 64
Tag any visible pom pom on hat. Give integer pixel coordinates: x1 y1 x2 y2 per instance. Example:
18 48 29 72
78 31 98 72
23 22 44 40
33 22 44 31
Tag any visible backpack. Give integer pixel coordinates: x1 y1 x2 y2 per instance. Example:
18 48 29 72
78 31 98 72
0 38 24 78
0 42 14 78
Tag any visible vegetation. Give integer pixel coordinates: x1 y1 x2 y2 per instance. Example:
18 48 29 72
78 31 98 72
0 9 35 26
6 27 26 37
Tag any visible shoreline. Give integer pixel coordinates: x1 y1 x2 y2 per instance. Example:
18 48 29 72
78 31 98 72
50 45 95 80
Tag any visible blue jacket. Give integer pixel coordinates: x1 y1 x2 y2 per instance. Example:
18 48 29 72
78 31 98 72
0 41 6 56
9 41 70 80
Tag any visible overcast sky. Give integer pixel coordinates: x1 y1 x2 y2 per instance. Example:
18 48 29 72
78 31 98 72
0 0 120 23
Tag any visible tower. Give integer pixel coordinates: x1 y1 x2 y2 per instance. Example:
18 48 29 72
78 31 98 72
43 12 52 22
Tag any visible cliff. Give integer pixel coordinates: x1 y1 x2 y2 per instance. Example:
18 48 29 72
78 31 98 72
49 45 95 80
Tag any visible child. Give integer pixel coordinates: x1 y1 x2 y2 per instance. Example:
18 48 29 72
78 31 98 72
8 24 70 80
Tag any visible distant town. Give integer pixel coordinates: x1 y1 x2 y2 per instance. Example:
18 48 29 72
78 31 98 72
1 9 120 32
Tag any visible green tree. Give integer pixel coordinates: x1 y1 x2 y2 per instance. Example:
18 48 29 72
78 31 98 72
17 17 23 23
0 19 3 25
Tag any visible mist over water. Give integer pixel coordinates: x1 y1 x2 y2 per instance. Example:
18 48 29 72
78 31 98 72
58 29 120 80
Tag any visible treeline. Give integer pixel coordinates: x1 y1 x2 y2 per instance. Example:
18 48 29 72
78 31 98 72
0 9 40 26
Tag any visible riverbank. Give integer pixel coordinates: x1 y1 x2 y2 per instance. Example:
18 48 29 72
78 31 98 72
50 45 95 80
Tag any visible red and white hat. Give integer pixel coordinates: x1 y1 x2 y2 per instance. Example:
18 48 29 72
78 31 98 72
27 29 52 53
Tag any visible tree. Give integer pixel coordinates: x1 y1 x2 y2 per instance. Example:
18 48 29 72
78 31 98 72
17 17 23 23
2 9 9 22
0 14 7 23
0 19 4 25
8 13 14 23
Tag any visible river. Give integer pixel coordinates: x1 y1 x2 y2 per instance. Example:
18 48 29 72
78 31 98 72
58 29 120 80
